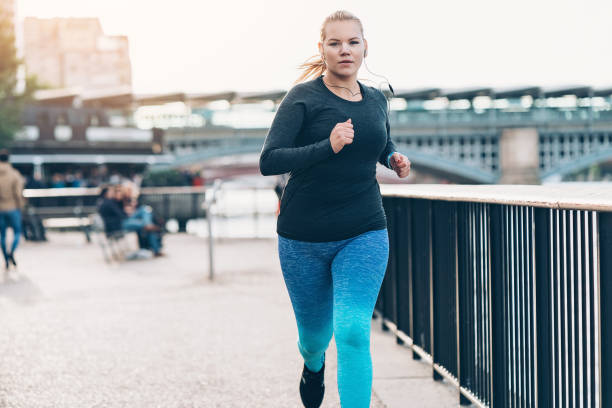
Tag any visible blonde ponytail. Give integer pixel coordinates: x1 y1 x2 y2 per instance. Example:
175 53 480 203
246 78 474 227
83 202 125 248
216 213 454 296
295 10 364 84
294 55 327 84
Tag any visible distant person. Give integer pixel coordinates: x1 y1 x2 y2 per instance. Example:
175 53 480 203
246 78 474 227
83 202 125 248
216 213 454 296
191 171 204 187
97 186 124 235
181 170 193 186
25 173 45 189
71 171 85 187
64 172 75 187
50 173 66 188
97 184 164 257
117 184 164 257
87 168 103 187
0 149 25 270
22 206 47 242
259 10 410 408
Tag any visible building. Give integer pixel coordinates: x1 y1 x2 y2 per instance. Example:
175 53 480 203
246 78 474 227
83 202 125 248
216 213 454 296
0 0 16 39
0 0 15 21
23 17 132 90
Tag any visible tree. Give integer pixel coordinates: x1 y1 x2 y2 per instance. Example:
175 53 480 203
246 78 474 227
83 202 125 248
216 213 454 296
0 5 36 148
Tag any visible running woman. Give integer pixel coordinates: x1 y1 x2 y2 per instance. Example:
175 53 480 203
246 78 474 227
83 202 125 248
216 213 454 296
259 10 410 408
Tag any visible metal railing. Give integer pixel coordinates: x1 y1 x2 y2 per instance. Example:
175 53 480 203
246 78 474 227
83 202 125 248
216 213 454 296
377 184 611 407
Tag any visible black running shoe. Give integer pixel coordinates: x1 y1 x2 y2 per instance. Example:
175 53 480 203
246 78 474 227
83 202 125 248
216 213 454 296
299 362 325 408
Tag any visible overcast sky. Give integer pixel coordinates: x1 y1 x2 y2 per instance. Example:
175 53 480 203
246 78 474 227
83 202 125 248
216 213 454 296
16 0 612 94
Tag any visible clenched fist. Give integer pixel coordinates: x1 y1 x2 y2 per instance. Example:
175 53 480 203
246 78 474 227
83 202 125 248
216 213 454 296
390 152 411 178
330 118 354 154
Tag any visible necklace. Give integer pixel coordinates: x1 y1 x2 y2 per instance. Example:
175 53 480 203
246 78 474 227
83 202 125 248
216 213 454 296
322 78 362 98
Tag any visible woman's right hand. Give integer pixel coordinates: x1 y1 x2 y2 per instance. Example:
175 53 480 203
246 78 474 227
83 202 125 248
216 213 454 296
330 118 354 154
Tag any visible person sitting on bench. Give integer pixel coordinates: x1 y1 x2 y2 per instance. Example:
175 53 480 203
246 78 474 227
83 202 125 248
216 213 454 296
98 185 163 257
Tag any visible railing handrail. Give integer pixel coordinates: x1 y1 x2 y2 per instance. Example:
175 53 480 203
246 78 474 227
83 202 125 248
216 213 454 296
23 186 209 199
24 187 101 198
380 183 612 212
23 185 274 199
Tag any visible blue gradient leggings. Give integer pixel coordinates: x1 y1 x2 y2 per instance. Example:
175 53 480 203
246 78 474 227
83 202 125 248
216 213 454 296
278 228 389 408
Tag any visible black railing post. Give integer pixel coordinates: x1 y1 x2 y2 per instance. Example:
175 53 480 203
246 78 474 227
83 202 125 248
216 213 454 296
395 198 412 345
456 202 472 406
406 198 414 343
378 196 391 330
534 207 552 407
490 204 508 408
600 212 612 408
388 197 398 327
381 197 397 331
431 200 458 381
411 198 432 360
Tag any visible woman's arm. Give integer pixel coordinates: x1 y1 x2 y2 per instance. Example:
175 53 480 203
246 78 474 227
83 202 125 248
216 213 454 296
259 88 334 176
381 119 411 178
378 110 398 169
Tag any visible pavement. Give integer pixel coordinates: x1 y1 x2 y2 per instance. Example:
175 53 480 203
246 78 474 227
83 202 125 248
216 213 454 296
0 232 460 407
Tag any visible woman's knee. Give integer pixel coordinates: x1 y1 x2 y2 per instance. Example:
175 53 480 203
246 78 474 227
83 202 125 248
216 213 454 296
300 321 332 342
334 318 370 350
298 333 330 358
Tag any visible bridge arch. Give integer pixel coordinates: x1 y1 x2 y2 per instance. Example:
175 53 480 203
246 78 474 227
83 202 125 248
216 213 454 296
393 148 498 184
541 147 612 181
153 143 498 184
152 143 262 171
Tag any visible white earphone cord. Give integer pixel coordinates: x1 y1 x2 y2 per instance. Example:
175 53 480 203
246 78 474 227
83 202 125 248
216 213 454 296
362 59 394 96
361 59 394 116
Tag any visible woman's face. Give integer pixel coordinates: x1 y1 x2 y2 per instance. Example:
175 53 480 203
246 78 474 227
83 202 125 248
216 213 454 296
319 20 367 80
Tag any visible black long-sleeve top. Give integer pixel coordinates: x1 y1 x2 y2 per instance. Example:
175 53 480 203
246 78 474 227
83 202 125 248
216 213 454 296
259 75 397 242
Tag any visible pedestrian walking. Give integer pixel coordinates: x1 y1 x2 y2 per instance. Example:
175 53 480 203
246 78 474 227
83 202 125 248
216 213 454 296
0 149 25 271
259 10 410 408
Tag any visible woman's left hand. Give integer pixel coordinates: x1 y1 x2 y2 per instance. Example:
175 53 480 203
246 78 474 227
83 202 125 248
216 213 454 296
390 152 411 178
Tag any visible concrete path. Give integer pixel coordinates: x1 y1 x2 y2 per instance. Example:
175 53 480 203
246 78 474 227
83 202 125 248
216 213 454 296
0 232 460 407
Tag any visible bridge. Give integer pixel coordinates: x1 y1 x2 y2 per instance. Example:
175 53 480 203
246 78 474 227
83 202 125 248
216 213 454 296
157 85 612 184
12 85 612 184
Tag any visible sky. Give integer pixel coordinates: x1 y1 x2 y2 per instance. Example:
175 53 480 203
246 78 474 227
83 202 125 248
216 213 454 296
15 0 612 94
